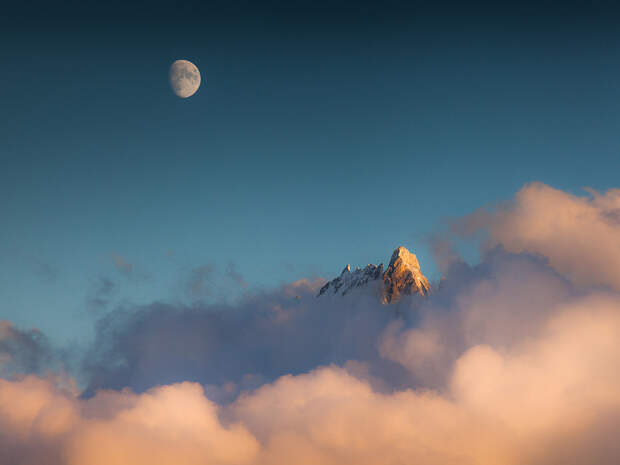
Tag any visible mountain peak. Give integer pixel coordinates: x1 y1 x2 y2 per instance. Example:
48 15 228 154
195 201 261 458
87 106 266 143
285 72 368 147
391 246 421 269
318 246 430 303
382 246 430 304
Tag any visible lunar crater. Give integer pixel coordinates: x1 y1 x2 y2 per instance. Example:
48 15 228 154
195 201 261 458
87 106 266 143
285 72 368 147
169 59 201 98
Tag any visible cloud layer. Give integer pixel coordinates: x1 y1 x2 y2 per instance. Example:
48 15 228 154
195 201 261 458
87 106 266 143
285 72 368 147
455 182 620 290
1 182 620 464
81 277 409 397
2 291 619 464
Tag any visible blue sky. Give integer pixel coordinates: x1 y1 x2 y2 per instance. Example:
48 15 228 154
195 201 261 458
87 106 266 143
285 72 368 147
2 3 620 344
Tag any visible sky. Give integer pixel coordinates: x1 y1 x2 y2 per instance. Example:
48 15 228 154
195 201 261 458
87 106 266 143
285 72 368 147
3 1 620 344
2 1 620 463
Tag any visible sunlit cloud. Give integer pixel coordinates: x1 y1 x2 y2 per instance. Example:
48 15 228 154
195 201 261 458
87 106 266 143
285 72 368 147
454 182 620 290
1 182 619 464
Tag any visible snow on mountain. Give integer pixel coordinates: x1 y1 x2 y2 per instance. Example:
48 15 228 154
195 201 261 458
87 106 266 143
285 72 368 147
318 246 430 303
317 263 384 297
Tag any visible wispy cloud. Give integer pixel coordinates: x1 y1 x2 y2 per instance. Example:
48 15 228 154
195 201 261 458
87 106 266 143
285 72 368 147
226 262 247 288
112 254 133 276
86 277 116 311
0 321 54 377
186 264 216 298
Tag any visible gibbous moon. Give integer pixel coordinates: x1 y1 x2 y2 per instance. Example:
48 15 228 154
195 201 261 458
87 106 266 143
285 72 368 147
169 59 201 98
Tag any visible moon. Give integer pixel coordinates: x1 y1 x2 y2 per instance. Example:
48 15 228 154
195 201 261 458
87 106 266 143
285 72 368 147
169 59 201 98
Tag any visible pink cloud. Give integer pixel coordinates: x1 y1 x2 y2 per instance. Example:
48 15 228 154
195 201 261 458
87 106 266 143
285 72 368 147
456 182 620 290
1 182 620 464
2 290 620 464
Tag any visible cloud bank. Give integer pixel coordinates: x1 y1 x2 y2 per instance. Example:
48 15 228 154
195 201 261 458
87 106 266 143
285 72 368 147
455 182 620 290
1 182 620 464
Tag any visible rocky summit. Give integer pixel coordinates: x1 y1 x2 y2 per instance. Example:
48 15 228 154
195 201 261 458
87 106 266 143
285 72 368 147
318 246 430 303
382 246 431 303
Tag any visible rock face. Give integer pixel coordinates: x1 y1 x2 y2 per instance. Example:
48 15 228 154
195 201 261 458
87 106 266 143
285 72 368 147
318 246 430 303
382 246 430 303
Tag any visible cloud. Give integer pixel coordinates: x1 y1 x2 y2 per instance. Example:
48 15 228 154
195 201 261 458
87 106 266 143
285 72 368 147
2 290 620 465
96 277 115 296
182 263 248 303
226 262 247 288
81 277 405 396
453 182 620 290
112 254 133 276
1 182 620 464
0 377 259 465
186 264 216 298
0 321 55 377
379 248 575 387
86 277 116 311
32 258 59 282
427 233 463 275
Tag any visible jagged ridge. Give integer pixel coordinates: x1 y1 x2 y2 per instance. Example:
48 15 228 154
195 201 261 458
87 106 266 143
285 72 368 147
318 263 384 297
318 246 430 303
